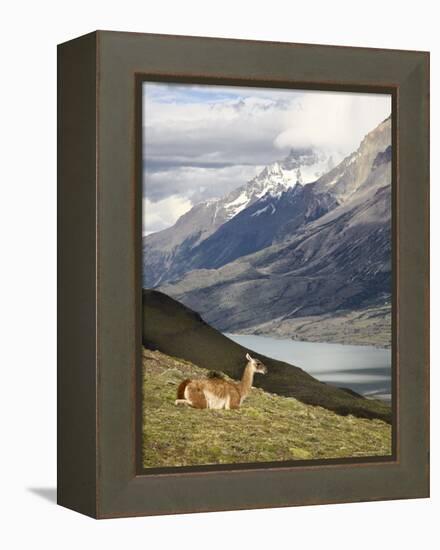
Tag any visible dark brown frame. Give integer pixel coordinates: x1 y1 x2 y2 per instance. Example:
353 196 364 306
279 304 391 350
58 30 429 519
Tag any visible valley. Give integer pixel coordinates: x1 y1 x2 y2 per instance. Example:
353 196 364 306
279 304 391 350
143 116 392 348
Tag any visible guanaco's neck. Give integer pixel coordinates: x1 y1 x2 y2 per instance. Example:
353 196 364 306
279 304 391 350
239 362 255 398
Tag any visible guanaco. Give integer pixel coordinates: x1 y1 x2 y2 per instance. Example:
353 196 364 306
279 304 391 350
175 353 267 410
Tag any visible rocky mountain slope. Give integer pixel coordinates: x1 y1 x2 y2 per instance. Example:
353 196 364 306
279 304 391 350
183 183 338 270
143 147 337 287
158 118 392 343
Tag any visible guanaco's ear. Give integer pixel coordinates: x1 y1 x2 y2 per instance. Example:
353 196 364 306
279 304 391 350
246 353 252 362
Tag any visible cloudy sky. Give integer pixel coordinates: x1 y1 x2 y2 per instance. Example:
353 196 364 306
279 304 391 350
142 83 391 235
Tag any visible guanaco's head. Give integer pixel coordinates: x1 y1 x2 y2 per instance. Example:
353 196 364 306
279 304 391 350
246 353 267 374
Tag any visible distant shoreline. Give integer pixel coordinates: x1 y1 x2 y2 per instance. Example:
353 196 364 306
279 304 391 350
231 329 391 350
229 305 392 350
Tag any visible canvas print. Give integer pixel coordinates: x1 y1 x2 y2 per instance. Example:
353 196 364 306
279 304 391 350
141 82 393 469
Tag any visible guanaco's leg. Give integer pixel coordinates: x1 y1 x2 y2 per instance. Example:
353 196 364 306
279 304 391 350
177 382 207 409
229 388 241 409
186 386 207 409
174 399 190 406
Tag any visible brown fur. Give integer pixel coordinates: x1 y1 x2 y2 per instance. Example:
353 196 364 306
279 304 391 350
175 354 267 410
183 381 208 409
177 379 190 400
185 378 241 409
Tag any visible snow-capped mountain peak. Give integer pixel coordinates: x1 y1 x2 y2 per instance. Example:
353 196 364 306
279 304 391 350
220 147 336 220
142 118 390 290
142 145 340 286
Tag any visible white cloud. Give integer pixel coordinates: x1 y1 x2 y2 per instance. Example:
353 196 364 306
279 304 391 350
143 85 390 169
274 91 391 153
142 83 392 229
142 195 192 235
143 94 293 168
144 164 263 203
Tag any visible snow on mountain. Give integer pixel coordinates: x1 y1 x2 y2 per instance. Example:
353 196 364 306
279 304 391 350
181 182 338 271
143 147 336 287
251 203 276 217
222 148 337 219
143 116 390 290
157 117 393 338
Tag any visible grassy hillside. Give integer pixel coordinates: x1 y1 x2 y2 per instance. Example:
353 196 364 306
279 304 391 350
142 348 392 469
142 289 392 423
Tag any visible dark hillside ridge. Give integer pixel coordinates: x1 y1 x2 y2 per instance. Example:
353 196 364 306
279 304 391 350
142 290 391 423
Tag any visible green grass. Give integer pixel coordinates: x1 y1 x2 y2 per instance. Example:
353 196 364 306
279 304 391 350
142 348 392 468
142 289 392 423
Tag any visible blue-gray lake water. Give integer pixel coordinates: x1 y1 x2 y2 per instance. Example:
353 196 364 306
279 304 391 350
225 333 392 402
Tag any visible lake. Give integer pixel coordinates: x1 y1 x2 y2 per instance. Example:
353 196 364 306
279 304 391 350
225 333 392 402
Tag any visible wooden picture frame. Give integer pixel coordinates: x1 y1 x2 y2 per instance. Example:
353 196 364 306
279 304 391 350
57 30 429 518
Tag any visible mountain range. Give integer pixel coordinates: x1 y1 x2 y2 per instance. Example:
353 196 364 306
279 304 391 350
142 147 338 287
143 116 392 346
